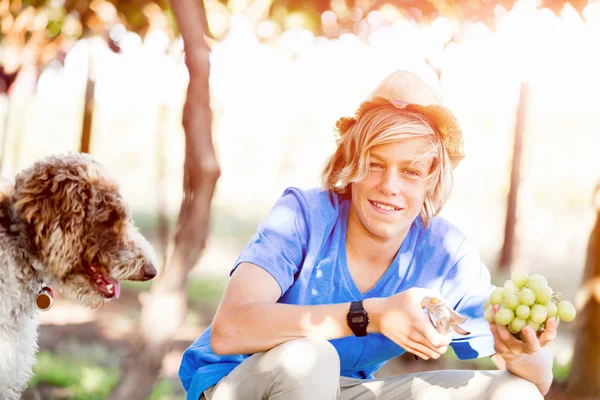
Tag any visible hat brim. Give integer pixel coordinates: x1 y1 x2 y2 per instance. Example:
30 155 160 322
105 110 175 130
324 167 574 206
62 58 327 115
335 96 464 169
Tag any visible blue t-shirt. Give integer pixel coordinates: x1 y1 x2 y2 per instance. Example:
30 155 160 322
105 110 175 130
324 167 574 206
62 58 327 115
179 187 495 400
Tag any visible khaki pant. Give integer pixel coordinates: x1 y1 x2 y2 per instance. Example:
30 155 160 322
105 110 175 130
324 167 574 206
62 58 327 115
201 337 543 400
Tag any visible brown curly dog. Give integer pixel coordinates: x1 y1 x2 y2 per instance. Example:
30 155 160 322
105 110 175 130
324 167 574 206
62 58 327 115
0 152 157 399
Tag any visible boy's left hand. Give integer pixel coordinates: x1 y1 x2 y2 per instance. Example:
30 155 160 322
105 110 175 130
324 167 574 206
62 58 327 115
489 306 557 358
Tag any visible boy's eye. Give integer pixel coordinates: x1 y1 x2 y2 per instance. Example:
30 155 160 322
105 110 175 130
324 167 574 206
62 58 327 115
369 162 383 169
403 169 421 177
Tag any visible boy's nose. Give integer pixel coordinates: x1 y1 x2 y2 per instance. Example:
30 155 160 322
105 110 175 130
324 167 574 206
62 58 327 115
379 172 402 196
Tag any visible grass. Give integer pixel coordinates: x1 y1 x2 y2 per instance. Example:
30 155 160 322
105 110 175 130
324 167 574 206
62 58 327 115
29 351 185 399
30 351 119 399
148 380 186 400
27 274 228 399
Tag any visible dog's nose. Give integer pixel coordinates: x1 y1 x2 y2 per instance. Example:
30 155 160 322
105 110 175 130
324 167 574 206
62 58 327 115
142 263 157 280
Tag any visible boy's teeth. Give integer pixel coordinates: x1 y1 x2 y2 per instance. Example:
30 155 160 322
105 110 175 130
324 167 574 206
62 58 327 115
373 201 397 211
107 284 114 294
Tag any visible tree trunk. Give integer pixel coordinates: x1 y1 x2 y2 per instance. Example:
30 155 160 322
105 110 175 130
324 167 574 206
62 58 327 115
499 81 529 271
108 0 219 398
156 103 171 257
80 54 95 154
565 183 600 397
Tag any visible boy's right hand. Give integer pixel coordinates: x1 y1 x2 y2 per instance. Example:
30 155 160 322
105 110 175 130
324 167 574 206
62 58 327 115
366 288 452 360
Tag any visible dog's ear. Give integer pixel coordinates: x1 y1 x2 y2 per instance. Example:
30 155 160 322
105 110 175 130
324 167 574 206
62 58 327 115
12 154 91 269
88 186 126 228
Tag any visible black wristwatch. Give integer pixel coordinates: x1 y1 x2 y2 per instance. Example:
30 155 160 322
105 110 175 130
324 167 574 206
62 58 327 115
347 300 369 337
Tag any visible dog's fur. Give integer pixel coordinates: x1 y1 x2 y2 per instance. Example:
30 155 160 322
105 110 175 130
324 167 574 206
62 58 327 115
0 153 156 399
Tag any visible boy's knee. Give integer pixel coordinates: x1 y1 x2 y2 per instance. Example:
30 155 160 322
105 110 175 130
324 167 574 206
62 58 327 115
488 372 543 400
276 336 340 378
270 337 340 398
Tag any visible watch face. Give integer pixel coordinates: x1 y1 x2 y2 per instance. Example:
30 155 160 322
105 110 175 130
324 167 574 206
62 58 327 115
351 314 366 325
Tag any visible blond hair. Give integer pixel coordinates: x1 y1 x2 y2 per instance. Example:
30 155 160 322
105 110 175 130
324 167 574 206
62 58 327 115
322 105 453 227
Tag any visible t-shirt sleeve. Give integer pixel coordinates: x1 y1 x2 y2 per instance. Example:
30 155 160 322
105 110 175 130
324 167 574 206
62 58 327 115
441 238 496 360
231 188 310 296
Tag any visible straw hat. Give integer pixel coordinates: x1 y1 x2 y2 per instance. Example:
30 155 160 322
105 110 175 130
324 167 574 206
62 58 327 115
335 70 465 169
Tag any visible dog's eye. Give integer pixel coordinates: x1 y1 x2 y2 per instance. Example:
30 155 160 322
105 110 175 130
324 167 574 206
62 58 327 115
102 210 121 226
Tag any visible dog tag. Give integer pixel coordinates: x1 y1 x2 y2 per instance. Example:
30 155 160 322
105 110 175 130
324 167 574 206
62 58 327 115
36 286 53 311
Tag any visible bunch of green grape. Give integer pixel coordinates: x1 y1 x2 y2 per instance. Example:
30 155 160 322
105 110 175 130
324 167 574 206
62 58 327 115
484 270 576 340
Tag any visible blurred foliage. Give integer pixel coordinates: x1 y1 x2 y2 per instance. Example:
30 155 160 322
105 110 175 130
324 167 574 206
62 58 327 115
205 0 590 40
0 0 177 73
0 0 590 74
123 275 227 309
186 276 227 308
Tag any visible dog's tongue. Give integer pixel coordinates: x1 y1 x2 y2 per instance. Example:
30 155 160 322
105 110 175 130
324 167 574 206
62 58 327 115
113 281 121 299
105 276 121 299
86 264 121 299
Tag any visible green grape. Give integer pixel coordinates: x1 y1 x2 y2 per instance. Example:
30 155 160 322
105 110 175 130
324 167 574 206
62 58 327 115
495 308 515 325
557 300 576 322
527 274 548 291
502 294 519 310
503 280 519 295
516 304 531 320
526 319 541 332
530 304 548 324
546 301 557 319
483 275 576 329
509 317 526 333
518 288 536 306
490 288 504 305
534 286 553 305
511 270 529 288
484 306 495 323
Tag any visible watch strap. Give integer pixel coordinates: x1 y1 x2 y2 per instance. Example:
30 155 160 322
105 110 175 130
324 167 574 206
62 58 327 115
350 301 364 311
